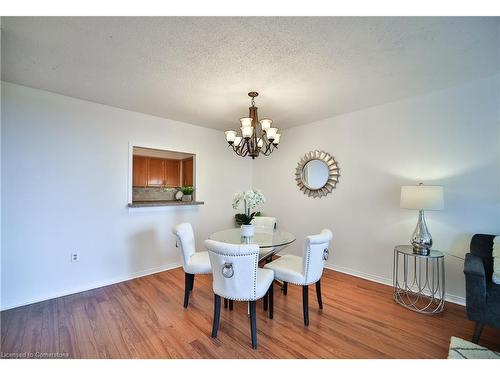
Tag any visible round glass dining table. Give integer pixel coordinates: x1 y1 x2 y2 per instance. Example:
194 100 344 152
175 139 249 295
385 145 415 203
209 228 296 261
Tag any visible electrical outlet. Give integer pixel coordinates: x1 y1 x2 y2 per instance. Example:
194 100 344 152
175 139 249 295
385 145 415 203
71 252 79 262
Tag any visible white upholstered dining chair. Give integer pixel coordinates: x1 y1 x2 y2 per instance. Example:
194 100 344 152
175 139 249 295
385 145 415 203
205 239 274 349
251 216 277 230
252 216 278 264
264 229 333 326
251 216 278 311
172 223 212 308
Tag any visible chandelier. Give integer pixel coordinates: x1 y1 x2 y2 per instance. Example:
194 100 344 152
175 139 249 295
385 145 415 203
224 92 281 159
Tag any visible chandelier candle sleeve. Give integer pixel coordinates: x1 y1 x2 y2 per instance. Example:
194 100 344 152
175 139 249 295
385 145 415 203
224 92 281 159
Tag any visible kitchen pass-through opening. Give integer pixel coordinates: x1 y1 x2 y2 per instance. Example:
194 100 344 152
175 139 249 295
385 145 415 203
131 146 196 204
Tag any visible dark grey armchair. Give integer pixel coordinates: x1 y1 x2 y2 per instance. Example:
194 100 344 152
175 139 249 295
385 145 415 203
463 233 500 343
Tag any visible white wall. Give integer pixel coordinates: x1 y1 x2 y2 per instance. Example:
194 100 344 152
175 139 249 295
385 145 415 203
1 82 252 310
253 75 500 303
2 75 499 310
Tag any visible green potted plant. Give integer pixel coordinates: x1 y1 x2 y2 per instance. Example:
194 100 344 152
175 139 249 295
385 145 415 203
235 211 261 226
180 186 194 202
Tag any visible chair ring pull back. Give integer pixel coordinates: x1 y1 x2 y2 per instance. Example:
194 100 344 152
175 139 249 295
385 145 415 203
222 263 234 278
323 248 329 261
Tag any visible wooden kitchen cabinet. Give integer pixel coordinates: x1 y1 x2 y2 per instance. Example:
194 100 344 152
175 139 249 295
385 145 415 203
182 157 194 186
132 156 148 187
133 156 182 187
165 159 181 187
147 157 165 186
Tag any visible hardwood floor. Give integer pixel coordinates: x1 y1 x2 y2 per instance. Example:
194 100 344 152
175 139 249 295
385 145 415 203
1 267 499 358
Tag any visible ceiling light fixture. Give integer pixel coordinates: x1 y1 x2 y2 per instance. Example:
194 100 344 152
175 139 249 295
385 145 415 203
224 92 280 159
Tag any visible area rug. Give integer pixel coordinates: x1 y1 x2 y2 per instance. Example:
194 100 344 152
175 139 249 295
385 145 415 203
448 336 500 359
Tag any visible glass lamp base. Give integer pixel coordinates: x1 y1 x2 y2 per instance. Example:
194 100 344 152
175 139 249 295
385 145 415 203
411 245 430 256
410 210 432 256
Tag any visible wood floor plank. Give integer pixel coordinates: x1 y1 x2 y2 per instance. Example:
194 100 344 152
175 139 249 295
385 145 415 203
40 299 59 356
1 308 14 348
2 301 30 356
1 268 499 358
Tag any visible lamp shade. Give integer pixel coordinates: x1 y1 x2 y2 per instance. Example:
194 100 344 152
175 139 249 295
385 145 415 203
260 118 272 131
266 127 277 140
400 185 444 211
240 117 253 127
241 126 253 138
225 130 237 143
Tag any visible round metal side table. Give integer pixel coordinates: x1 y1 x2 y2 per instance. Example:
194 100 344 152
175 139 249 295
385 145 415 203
393 245 445 314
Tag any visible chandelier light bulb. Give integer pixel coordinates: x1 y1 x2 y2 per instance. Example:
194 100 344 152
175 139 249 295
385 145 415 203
260 119 273 131
234 136 242 147
266 127 278 140
272 133 281 144
257 137 263 148
240 117 253 127
241 126 253 139
225 130 237 144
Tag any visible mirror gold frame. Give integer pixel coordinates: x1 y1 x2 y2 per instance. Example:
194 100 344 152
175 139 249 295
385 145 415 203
295 150 340 198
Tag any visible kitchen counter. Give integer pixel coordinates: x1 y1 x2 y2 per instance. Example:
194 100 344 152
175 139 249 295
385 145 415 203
128 200 204 208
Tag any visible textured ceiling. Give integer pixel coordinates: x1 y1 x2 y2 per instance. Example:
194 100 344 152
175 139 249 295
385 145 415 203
2 17 499 130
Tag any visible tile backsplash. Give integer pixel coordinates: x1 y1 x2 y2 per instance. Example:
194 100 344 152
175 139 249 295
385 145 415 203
133 187 178 201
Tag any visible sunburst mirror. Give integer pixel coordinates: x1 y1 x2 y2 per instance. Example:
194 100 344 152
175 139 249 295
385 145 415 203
295 150 340 198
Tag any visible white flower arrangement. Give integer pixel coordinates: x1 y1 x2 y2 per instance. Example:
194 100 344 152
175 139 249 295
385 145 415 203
233 189 266 225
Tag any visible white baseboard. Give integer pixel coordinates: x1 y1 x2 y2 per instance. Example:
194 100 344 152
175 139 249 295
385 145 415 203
1 262 182 311
444 294 466 306
324 263 465 306
2 259 465 311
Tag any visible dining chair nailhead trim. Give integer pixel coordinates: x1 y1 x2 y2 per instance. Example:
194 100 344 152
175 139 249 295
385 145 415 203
209 250 258 257
252 256 257 300
276 279 320 286
215 294 260 302
304 245 311 282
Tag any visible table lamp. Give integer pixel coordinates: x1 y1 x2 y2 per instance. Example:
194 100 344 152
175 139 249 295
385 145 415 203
400 183 444 255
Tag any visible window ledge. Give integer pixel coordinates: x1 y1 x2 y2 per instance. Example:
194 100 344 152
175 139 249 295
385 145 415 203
128 200 204 208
